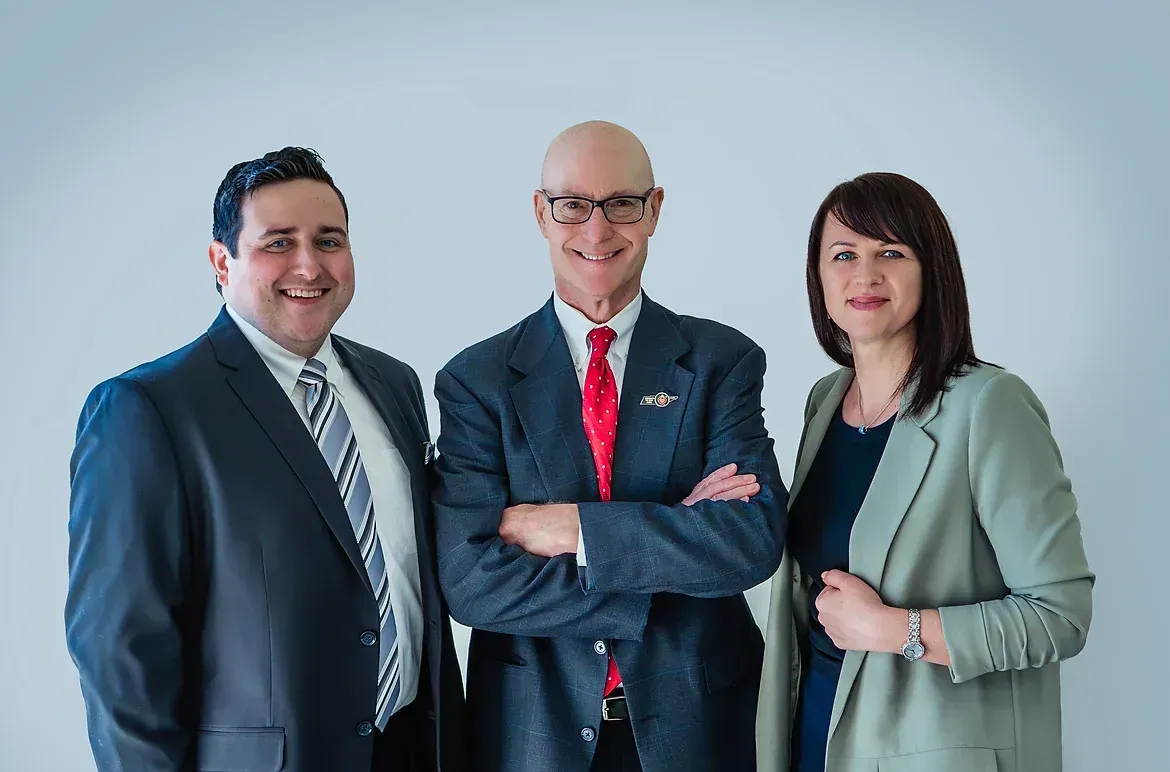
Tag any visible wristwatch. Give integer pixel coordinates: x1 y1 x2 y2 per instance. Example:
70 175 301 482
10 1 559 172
900 608 925 661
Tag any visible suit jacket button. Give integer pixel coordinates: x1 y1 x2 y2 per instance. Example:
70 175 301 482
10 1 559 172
580 727 596 742
594 641 607 655
360 631 377 647
357 721 374 737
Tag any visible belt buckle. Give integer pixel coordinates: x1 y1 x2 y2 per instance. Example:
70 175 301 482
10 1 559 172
602 694 624 721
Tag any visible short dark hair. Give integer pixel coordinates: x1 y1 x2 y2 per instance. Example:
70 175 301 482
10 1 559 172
805 172 990 417
212 146 348 292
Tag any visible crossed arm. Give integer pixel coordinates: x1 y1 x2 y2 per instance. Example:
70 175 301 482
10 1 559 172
431 345 788 638
497 463 761 559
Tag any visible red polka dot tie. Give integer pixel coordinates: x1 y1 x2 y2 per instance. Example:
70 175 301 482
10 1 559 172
582 326 622 696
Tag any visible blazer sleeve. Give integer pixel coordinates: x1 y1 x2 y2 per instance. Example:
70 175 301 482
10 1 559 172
431 367 652 640
576 344 789 597
938 372 1095 684
64 378 194 771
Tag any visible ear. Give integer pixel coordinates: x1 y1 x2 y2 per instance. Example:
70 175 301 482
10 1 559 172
533 190 551 239
209 241 232 290
645 187 665 237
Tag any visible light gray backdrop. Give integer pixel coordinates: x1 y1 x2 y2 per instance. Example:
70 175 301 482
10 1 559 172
2 1 1166 770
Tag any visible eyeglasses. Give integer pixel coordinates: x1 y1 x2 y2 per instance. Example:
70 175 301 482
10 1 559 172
540 188 657 225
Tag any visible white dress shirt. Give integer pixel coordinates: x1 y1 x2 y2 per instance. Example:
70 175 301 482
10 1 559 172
226 304 423 715
551 290 644 566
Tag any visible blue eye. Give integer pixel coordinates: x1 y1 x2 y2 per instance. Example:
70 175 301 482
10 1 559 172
833 251 856 261
319 239 340 248
268 239 290 249
881 249 905 259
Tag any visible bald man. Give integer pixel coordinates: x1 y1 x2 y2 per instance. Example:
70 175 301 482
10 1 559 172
432 121 788 772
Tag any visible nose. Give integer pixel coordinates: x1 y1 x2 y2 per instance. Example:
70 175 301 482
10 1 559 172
579 204 616 243
289 243 324 281
852 256 882 287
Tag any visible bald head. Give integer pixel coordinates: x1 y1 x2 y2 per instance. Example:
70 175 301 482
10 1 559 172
540 121 655 195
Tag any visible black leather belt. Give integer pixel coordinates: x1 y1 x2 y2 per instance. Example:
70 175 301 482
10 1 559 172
602 691 630 721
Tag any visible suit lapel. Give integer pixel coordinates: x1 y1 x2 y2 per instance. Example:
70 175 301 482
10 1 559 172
827 381 941 745
207 309 371 592
335 340 425 486
337 339 436 563
508 299 600 503
335 337 447 701
789 370 851 505
610 298 693 502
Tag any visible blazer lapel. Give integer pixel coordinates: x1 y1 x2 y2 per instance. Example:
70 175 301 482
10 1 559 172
827 382 941 745
508 298 599 503
335 337 449 701
789 370 851 505
610 298 694 502
335 340 425 486
206 308 372 593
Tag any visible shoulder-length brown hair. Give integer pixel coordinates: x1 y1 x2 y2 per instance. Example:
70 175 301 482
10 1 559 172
806 172 989 417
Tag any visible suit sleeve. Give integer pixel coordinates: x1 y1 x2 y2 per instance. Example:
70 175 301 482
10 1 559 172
64 378 194 771
938 373 1095 683
431 367 652 639
576 344 788 597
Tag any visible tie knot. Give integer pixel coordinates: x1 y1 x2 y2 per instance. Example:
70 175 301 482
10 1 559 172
299 358 328 387
588 326 617 359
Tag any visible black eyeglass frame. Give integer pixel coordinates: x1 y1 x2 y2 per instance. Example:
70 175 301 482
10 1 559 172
539 187 658 225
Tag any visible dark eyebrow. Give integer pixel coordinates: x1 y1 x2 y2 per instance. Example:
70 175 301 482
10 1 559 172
258 227 297 239
317 225 348 239
828 240 856 249
258 225 348 240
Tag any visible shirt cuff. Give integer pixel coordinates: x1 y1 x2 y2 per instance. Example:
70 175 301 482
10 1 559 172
576 528 588 566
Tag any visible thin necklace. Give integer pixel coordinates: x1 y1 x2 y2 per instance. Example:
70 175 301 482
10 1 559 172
856 382 900 435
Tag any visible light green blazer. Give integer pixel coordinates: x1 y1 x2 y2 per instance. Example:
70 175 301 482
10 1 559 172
756 364 1094 772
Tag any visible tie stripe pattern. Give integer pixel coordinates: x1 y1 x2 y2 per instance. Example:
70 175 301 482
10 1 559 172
300 358 401 729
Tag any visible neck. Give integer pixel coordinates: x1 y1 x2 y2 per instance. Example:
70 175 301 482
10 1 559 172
225 300 328 360
282 338 328 360
850 327 915 412
554 281 640 325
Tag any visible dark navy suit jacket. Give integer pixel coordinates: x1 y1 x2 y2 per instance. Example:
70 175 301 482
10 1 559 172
65 308 466 772
432 295 788 772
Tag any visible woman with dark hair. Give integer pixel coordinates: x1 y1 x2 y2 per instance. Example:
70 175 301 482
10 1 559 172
756 173 1094 772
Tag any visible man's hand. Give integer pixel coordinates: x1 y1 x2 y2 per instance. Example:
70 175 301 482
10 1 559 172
682 463 760 505
498 465 758 558
499 503 580 558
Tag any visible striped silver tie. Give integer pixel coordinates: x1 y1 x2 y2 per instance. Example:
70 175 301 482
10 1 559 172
299 359 401 729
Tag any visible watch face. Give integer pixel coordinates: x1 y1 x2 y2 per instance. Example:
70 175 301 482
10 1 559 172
901 642 925 661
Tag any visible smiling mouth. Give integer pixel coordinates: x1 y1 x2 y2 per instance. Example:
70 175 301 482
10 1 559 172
573 249 622 262
281 288 329 299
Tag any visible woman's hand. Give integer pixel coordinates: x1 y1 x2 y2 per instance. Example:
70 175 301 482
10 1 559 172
815 569 904 654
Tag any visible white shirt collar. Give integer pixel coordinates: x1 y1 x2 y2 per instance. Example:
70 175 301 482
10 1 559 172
224 303 337 398
552 290 643 370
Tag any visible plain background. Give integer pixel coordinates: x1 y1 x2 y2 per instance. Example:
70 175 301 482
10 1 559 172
2 1 1166 769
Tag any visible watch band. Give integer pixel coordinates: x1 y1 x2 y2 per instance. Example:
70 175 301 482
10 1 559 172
900 608 925 661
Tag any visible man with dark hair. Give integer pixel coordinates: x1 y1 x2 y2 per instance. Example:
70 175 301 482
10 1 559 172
65 147 466 771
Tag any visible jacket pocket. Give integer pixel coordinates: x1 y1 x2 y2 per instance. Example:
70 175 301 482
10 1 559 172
195 727 285 772
703 631 764 692
875 747 1004 772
